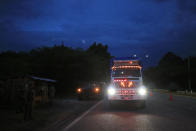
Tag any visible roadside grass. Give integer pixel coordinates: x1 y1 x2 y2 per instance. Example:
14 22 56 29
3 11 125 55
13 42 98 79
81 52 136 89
0 98 97 131
151 88 196 98
0 105 52 131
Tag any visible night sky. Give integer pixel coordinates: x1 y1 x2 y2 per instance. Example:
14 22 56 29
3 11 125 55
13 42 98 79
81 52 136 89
0 0 196 65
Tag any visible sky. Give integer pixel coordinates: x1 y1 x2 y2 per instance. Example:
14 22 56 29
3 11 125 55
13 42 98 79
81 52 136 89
0 0 196 65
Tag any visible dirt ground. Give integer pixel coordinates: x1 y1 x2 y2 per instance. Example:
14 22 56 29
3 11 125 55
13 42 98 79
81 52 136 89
0 99 97 131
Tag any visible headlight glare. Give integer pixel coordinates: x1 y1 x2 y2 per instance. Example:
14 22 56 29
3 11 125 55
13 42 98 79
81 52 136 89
107 87 115 95
138 87 147 96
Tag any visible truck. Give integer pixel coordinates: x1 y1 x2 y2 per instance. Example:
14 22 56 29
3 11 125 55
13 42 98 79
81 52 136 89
107 57 147 107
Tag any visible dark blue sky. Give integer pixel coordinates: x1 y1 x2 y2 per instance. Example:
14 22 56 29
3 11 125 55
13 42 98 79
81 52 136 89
0 0 196 65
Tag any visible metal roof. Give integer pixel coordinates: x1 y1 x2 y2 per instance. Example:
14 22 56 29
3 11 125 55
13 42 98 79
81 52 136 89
30 76 56 83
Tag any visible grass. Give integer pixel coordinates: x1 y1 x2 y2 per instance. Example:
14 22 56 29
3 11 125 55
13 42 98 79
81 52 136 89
0 99 96 131
151 88 196 98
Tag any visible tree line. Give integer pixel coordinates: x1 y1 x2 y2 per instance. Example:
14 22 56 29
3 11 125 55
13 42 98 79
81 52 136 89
0 43 111 96
143 52 196 92
1 44 195 94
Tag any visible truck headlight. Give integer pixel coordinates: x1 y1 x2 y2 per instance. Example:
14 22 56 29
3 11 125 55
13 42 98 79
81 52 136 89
107 87 116 95
138 87 147 96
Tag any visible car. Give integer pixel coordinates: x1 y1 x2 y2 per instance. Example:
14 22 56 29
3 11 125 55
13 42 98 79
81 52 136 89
76 82 105 100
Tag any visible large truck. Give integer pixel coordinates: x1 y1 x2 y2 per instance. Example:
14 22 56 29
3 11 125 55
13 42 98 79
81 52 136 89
107 57 147 107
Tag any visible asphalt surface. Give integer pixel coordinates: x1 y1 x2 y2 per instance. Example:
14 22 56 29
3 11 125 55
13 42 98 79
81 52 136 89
65 92 196 131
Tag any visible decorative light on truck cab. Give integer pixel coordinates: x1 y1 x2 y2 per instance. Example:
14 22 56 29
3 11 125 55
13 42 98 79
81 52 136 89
114 79 127 82
120 81 125 87
128 81 133 87
112 65 142 70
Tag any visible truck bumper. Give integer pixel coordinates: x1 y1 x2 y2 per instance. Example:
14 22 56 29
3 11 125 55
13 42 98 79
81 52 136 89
108 94 146 101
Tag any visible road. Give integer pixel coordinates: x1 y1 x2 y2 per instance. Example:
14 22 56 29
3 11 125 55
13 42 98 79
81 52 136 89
64 92 196 131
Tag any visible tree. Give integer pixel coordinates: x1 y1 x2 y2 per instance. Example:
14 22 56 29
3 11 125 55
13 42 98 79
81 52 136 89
143 52 188 91
0 42 112 96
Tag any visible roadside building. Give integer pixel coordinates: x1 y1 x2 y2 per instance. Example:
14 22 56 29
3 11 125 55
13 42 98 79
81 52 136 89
3 75 56 106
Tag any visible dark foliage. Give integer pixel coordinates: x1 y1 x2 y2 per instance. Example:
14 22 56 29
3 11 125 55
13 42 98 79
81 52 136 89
0 43 111 96
143 52 196 91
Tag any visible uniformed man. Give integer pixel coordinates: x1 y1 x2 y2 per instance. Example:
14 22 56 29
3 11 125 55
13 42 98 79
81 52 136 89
24 81 35 120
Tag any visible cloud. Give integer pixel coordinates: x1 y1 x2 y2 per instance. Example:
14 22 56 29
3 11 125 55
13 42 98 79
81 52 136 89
0 0 196 65
0 0 43 20
177 0 196 14
0 20 17 32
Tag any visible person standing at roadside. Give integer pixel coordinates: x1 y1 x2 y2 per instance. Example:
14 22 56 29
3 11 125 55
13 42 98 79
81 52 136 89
15 88 24 113
49 84 55 106
24 82 35 120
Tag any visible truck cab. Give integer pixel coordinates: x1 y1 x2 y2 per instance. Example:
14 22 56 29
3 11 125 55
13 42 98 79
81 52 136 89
107 57 147 107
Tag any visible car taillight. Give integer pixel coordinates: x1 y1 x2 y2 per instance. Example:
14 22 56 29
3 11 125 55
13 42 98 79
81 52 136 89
77 88 82 93
94 87 100 93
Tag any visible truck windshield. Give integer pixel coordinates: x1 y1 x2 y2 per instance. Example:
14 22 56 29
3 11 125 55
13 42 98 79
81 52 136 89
112 68 141 77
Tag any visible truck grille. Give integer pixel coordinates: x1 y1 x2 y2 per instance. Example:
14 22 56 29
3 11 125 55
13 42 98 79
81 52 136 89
114 81 138 88
116 89 136 95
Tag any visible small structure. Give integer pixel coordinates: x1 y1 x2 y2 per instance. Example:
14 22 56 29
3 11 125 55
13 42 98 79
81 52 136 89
3 75 56 106
31 76 56 104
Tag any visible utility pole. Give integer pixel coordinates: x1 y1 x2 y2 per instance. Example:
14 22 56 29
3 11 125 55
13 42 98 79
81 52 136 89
188 56 192 94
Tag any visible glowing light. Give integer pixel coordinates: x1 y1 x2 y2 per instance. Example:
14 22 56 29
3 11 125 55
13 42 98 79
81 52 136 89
107 87 116 95
120 81 125 87
77 88 82 93
128 81 133 87
112 65 142 70
138 87 147 96
94 87 100 93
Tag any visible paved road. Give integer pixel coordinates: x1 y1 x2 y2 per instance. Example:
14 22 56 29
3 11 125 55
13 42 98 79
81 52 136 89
65 92 196 131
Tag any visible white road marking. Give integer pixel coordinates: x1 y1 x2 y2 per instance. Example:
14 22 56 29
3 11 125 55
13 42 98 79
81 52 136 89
63 100 103 131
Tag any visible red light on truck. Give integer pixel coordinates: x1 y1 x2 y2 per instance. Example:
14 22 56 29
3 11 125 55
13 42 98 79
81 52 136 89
120 82 125 87
128 81 133 87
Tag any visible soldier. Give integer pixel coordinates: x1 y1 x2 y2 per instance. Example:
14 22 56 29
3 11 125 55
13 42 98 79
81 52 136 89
48 84 55 106
15 88 24 113
24 82 35 120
